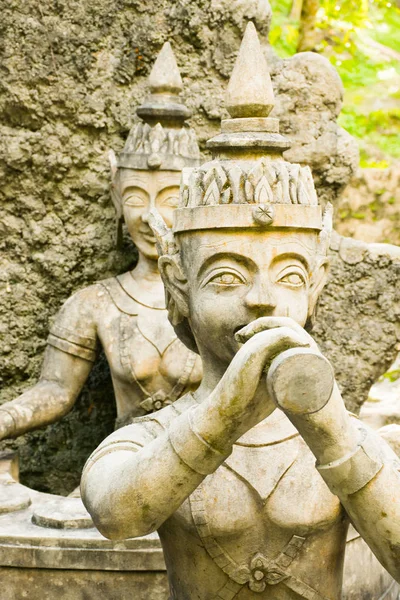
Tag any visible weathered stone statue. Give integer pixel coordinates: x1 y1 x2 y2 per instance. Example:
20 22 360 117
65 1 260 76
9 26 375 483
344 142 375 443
82 24 400 598
0 43 202 448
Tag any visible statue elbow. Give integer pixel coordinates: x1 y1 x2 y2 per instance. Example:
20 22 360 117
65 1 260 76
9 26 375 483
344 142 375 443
82 481 158 540
91 506 159 541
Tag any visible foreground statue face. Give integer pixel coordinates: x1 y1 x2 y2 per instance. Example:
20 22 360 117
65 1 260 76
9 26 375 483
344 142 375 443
178 230 322 364
82 23 400 599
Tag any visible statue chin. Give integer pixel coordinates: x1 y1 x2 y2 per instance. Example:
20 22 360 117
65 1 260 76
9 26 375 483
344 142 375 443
133 237 159 261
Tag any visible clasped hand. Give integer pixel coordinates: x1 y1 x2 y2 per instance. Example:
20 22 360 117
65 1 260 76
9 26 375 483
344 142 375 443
197 317 328 446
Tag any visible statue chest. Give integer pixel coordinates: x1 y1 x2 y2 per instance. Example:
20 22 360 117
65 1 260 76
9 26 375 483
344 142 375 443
118 309 183 380
163 428 346 600
174 435 343 565
98 307 200 412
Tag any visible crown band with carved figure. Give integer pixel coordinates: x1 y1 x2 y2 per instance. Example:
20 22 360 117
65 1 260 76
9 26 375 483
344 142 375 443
117 42 200 172
171 22 329 235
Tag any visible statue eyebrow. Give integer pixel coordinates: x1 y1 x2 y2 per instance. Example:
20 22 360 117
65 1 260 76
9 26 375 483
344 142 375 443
122 184 148 194
197 252 254 279
271 252 310 271
156 185 179 194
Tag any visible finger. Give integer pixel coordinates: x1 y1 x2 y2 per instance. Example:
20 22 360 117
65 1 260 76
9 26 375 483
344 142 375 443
242 316 318 351
243 327 310 363
235 316 303 343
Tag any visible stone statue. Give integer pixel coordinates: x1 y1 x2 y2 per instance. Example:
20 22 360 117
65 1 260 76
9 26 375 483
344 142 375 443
82 23 400 598
0 43 201 447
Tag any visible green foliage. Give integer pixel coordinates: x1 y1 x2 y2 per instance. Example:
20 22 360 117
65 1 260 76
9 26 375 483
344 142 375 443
269 0 299 57
338 108 400 161
381 368 400 383
269 0 400 166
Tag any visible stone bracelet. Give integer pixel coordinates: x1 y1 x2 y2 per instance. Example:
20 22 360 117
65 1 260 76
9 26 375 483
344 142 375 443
317 430 384 497
169 407 232 475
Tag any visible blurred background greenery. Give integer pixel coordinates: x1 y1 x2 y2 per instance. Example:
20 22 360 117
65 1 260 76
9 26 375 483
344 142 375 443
269 0 400 168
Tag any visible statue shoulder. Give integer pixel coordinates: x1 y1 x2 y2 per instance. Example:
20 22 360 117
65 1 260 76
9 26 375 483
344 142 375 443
86 396 196 463
47 283 107 361
97 275 141 315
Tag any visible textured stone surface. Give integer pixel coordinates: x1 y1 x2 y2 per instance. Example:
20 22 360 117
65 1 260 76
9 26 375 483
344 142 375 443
335 165 400 244
0 0 384 495
0 568 168 600
315 234 400 414
269 50 360 207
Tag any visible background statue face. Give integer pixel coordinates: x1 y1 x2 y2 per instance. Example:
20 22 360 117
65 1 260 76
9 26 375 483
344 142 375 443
119 169 180 260
176 229 324 365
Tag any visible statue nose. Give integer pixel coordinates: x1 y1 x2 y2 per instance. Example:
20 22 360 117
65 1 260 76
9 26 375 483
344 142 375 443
141 211 150 224
244 281 277 311
141 197 156 223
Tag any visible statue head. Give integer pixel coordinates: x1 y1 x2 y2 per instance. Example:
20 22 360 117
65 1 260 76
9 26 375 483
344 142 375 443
150 23 332 366
110 42 200 260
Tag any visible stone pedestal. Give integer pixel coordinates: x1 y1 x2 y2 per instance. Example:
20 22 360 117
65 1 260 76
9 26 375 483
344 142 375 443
0 454 168 600
0 497 169 600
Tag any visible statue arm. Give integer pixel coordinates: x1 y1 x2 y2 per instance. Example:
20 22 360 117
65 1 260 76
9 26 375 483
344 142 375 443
0 346 94 439
81 326 307 540
230 316 400 581
0 287 99 440
81 417 209 540
288 386 400 583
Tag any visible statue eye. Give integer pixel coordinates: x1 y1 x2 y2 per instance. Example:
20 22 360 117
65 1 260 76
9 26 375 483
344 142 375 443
278 272 305 287
208 271 245 286
124 195 146 207
160 195 179 207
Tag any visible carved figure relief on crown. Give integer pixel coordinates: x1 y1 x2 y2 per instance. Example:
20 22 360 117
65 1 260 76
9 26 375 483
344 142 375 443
181 159 318 208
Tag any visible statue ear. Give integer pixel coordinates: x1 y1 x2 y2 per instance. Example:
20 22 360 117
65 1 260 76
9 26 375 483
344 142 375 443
307 258 329 326
158 255 189 325
108 150 123 248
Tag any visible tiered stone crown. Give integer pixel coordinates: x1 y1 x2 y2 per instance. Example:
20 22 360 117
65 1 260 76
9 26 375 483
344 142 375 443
173 22 327 234
118 42 200 171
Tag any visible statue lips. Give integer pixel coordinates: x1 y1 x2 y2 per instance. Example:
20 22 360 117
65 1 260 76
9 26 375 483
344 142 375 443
140 228 157 244
233 317 274 343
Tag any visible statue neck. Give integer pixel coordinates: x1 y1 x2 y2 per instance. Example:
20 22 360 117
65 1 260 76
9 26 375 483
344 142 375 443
192 350 230 401
132 253 161 285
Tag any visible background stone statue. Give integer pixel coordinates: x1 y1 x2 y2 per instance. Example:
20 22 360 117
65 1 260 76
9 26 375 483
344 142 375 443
1 0 398 494
0 43 202 494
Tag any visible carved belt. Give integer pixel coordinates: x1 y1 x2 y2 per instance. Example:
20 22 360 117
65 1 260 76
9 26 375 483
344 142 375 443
189 484 330 600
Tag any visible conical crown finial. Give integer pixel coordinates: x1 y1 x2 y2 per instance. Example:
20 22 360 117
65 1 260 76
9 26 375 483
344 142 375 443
226 21 274 119
148 42 183 96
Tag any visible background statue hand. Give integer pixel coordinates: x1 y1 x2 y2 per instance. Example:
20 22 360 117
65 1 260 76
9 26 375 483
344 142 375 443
0 410 16 442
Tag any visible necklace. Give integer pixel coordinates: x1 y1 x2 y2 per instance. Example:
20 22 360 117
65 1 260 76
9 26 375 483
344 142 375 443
116 272 165 310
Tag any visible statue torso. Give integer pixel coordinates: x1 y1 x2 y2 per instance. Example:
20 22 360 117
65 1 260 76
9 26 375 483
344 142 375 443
49 273 202 423
139 398 348 600
97 274 201 422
